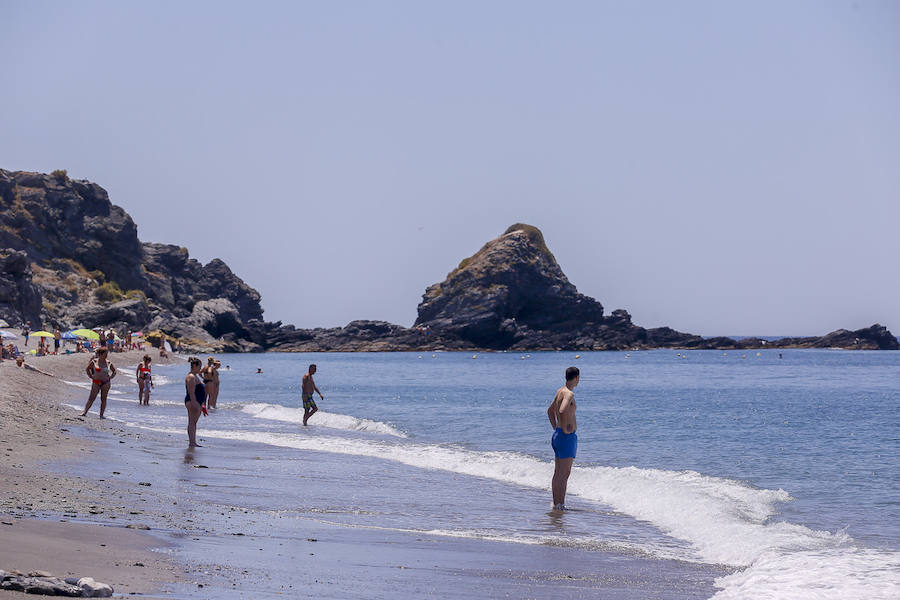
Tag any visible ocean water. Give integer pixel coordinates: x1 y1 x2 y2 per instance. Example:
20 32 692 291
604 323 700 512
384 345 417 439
65 350 899 598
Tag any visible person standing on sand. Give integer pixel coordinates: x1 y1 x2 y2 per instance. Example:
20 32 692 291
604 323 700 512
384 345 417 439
81 347 117 418
22 321 30 346
301 364 324 426
136 354 153 405
184 357 208 447
53 327 61 355
548 366 579 510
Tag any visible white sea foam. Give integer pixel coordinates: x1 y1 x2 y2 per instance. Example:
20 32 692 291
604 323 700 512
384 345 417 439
128 426 848 566
712 547 900 600
113 421 892 599
241 403 406 438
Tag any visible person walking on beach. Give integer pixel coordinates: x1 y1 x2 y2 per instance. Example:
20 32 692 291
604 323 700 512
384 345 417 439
184 357 208 447
53 327 61 355
136 354 153 405
301 364 324 426
548 366 579 510
22 321 30 346
81 347 117 418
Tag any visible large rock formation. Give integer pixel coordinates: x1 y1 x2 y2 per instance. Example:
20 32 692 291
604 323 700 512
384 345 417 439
1 169 895 352
415 224 606 348
0 168 265 350
413 224 705 350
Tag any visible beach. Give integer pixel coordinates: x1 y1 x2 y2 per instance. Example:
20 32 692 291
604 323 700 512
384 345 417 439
1 350 723 599
1 349 897 599
0 350 183 598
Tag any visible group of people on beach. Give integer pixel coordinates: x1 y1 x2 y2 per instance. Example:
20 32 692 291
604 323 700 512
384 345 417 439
8 320 147 358
77 346 578 509
78 347 221 419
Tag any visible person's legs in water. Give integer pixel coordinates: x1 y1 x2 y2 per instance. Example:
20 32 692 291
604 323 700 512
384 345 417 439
552 457 574 507
302 394 318 426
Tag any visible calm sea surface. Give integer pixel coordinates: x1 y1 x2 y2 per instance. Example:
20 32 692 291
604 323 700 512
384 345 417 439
67 349 899 598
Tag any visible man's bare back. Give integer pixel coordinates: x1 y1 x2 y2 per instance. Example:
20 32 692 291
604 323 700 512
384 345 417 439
550 386 577 434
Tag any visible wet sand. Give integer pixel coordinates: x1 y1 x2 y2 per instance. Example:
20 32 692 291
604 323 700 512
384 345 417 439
1 350 724 599
0 350 182 598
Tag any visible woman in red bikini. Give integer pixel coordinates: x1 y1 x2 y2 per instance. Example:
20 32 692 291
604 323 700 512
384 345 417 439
135 354 153 405
81 347 117 418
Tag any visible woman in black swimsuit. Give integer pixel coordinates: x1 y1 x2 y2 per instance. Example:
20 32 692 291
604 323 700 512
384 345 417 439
184 357 208 447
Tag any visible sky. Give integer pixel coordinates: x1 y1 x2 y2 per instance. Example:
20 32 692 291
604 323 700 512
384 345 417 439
3 1 898 336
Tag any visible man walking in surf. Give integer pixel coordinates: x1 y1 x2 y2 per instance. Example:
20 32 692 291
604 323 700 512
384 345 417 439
548 366 579 510
301 364 324 426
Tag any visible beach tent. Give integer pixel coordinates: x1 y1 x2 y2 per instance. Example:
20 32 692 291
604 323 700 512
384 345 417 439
29 331 56 338
61 331 78 340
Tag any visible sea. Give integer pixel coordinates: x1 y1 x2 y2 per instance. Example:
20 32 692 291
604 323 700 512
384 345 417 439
62 349 899 599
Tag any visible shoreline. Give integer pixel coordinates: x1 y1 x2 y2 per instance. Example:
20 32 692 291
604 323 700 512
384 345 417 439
0 350 184 598
1 350 729 599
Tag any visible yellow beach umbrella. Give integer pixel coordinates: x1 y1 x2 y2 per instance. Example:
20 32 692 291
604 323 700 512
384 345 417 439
72 328 100 340
29 331 56 337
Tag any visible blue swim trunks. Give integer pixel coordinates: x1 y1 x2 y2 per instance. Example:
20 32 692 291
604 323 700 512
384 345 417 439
551 428 577 459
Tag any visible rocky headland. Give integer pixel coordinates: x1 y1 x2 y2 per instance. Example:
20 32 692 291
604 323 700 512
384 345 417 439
1 168 896 352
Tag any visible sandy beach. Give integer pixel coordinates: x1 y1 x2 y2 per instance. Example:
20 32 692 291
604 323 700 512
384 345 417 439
0 350 727 599
0 350 182 598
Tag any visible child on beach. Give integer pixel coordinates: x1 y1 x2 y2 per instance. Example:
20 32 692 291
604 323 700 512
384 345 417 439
301 364 324 426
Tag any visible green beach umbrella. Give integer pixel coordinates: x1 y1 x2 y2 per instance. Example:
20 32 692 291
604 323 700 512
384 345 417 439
29 331 56 337
72 328 100 340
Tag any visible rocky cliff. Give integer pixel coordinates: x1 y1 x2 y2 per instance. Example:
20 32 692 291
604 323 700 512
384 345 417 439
0 168 264 351
1 169 895 352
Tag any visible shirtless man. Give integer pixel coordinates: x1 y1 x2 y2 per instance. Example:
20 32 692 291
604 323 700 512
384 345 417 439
547 366 579 510
301 364 324 426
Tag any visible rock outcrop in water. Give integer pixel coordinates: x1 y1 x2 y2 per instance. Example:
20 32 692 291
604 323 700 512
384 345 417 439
1 168 896 352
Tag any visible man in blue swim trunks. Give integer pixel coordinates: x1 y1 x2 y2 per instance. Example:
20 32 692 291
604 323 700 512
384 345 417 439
548 366 579 510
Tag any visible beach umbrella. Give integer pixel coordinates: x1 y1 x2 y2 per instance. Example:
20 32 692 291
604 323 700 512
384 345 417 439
29 331 56 338
72 328 100 340
132 331 143 337
0 319 9 327
62 331 78 340
0 330 17 339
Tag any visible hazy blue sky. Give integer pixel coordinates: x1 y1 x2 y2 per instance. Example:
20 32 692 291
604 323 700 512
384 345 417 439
3 1 898 336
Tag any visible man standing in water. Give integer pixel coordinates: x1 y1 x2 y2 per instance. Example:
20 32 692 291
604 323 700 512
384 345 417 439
301 364 324 426
548 366 579 510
